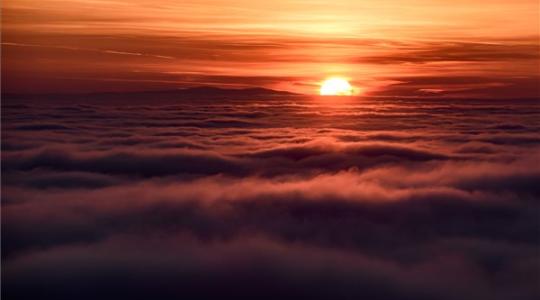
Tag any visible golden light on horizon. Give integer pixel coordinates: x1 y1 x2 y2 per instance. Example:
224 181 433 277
320 77 354 96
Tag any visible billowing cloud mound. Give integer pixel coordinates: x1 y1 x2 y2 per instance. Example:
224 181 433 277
2 96 540 300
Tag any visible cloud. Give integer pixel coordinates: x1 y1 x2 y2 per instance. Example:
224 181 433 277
372 76 540 98
2 148 247 177
3 159 539 257
0 235 493 300
3 166 539 299
2 96 539 299
2 141 452 180
355 41 540 64
13 124 74 131
3 170 124 189
1 42 174 59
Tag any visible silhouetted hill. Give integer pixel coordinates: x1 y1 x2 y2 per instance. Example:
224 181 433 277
2 86 301 103
174 86 298 96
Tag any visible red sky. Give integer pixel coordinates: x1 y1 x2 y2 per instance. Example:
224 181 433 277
2 0 539 97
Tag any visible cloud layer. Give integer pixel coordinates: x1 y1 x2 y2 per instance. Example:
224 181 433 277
2 96 540 299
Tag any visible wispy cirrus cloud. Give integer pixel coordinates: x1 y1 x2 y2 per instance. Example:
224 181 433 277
1 42 175 59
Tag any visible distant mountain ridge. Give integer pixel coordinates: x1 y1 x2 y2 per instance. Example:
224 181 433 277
83 86 299 97
2 86 300 100
173 86 299 96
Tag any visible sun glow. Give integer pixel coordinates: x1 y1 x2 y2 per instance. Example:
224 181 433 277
320 77 354 96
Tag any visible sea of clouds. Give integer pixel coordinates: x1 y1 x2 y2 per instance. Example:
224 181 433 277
2 96 539 299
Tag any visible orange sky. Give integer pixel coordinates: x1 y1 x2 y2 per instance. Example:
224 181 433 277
2 0 539 97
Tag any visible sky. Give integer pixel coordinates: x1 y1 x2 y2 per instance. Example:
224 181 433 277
2 0 540 96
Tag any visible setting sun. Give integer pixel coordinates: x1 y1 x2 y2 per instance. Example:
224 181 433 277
320 77 354 96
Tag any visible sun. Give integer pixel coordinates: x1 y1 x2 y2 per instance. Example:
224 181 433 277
320 77 354 96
